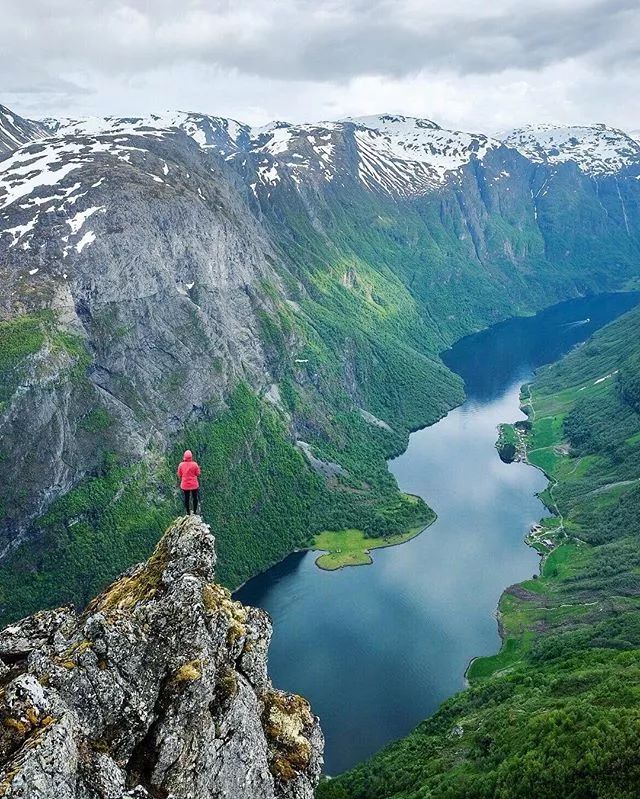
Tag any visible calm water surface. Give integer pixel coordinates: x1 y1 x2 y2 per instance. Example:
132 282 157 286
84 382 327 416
237 292 640 775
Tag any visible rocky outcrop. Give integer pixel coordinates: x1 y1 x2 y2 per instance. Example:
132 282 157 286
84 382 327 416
0 516 323 798
0 105 46 160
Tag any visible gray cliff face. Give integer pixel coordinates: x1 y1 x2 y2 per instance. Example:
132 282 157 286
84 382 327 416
0 516 323 798
0 128 287 546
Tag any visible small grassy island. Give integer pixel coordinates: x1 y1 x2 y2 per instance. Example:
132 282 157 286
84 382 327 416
311 497 435 570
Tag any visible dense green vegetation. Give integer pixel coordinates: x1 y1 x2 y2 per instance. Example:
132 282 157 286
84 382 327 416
0 313 48 408
0 380 432 624
318 304 640 798
0 455 171 618
262 151 640 359
175 383 340 588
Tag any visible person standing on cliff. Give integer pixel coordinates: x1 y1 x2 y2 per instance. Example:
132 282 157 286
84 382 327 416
177 450 201 515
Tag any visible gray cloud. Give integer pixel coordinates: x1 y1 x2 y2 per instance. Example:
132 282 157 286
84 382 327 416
3 0 639 81
1 0 639 130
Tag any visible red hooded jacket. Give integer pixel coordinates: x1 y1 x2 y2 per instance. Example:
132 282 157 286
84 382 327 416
177 450 201 490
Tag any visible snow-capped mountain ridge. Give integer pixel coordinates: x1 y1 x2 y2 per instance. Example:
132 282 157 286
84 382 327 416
43 111 252 156
346 115 498 195
342 114 441 132
240 114 500 196
16 111 502 197
502 123 640 176
3 105 640 208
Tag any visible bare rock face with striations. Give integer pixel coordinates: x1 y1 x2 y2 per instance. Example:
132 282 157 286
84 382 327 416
0 516 323 798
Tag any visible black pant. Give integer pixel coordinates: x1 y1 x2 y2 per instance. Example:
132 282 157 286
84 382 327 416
182 488 199 515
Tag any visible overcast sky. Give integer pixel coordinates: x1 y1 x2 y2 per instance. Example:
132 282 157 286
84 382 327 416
2 0 639 133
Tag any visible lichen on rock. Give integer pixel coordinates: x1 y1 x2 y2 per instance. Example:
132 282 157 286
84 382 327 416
262 691 319 783
0 516 323 798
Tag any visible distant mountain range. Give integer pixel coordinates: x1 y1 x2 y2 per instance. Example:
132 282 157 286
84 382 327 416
6 106 640 199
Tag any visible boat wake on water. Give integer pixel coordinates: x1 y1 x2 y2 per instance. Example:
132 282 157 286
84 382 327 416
563 317 591 326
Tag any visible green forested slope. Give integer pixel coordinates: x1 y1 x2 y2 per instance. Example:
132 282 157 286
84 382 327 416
317 305 640 799
0 258 453 623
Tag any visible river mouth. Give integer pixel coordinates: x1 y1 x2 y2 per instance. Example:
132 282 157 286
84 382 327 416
236 291 640 775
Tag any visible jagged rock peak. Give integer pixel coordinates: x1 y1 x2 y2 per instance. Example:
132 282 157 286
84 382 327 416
0 516 323 798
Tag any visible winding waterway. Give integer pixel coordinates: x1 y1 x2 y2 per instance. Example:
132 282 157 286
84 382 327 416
236 291 640 775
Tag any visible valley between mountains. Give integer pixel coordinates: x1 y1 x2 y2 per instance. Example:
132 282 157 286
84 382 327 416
2 102 640 796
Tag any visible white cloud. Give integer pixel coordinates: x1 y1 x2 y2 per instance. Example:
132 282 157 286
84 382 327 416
1 0 639 132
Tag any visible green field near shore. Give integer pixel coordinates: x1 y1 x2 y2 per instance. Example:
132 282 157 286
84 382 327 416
311 517 433 570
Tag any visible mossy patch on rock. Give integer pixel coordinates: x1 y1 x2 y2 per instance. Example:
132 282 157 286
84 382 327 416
262 690 314 782
213 667 239 711
0 704 55 764
202 582 247 645
85 534 170 613
172 659 203 685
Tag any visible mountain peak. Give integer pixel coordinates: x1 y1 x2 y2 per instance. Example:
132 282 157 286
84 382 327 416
342 113 442 132
0 105 47 160
0 516 323 798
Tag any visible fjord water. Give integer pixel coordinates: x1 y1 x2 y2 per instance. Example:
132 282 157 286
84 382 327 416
236 292 640 775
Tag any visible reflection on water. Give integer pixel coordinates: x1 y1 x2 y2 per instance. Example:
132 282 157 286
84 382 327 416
237 292 640 775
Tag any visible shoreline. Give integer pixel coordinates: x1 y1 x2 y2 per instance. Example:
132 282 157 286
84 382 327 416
464 383 561 683
310 514 437 571
233 482 443 593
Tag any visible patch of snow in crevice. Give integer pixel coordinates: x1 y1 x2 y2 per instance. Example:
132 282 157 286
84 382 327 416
3 212 39 246
258 164 280 185
67 205 105 235
75 230 96 253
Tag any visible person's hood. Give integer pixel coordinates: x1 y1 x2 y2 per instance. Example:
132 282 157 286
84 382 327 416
183 450 193 461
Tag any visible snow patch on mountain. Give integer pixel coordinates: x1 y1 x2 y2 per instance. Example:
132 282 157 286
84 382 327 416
67 205 105 234
75 229 96 253
348 116 497 196
49 111 250 156
503 123 640 176
3 213 39 248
